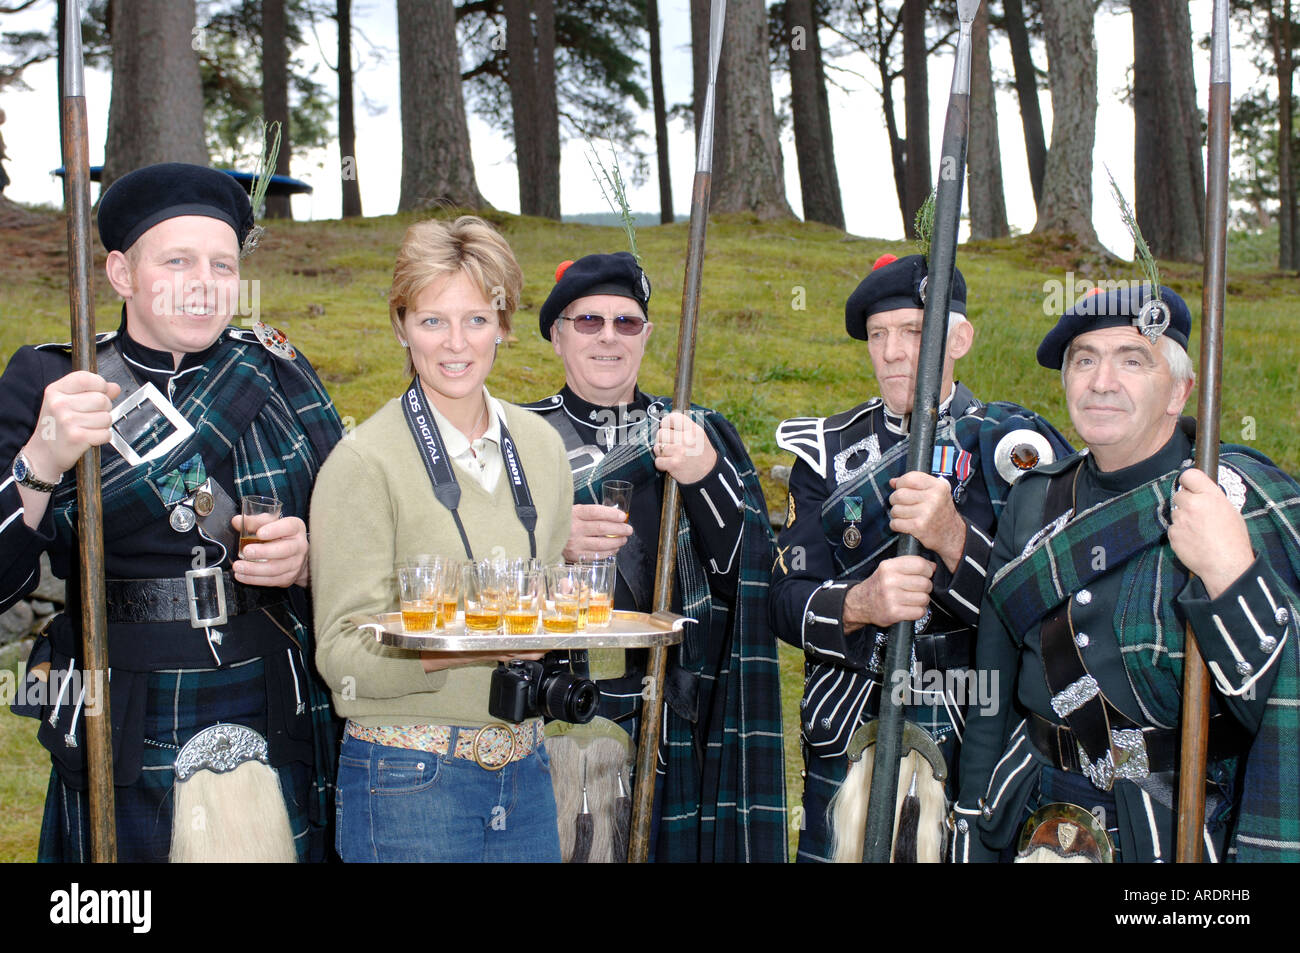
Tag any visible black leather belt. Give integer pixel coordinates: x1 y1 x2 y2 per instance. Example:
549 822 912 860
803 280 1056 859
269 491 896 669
106 568 285 627
1028 711 1245 777
867 628 973 679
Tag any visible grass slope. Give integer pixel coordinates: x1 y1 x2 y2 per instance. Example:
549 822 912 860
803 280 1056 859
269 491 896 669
0 209 1295 862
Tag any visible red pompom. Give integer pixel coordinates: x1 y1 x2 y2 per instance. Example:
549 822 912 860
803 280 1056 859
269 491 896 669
871 253 898 271
555 260 575 282
1082 286 1105 298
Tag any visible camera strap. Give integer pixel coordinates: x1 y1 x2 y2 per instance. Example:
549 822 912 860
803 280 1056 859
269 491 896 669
401 377 538 561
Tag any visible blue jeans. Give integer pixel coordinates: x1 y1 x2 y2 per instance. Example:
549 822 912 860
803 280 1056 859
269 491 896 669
336 730 561 863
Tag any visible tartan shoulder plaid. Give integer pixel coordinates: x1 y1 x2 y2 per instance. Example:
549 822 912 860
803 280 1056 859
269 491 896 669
986 442 1300 862
575 395 787 861
819 397 1071 575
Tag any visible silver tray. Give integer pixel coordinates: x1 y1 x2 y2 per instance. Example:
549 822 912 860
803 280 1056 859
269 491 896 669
351 610 690 651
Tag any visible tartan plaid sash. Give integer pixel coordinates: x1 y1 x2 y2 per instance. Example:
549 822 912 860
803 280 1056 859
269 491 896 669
986 460 1174 637
50 336 342 544
986 445 1300 862
573 398 787 861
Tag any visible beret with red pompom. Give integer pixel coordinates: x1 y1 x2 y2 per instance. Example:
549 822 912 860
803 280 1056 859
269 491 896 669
538 251 651 340
844 253 967 341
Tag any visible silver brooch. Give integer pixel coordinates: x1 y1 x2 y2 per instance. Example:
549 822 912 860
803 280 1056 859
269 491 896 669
833 434 881 486
1134 297 1171 343
1216 465 1246 512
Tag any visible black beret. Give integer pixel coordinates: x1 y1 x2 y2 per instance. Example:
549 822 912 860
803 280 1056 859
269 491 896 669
1036 283 1192 370
845 253 967 341
538 252 651 341
97 162 255 254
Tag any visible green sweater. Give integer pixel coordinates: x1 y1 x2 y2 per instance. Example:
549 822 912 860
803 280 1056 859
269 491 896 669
310 396 573 727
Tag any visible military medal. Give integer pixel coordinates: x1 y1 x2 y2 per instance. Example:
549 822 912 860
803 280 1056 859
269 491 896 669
843 495 862 549
170 503 197 533
193 487 215 517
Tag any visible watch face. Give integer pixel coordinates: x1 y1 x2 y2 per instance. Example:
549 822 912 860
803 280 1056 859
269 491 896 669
13 454 30 482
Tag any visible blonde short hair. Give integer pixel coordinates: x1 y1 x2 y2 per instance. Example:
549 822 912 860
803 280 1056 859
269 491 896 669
387 216 523 374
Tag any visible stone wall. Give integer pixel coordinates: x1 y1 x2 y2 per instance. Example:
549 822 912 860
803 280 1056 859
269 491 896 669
0 554 62 670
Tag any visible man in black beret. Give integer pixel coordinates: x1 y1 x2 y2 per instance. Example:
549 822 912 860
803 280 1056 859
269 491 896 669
523 251 787 862
770 252 1071 862
1 162 343 861
953 283 1300 863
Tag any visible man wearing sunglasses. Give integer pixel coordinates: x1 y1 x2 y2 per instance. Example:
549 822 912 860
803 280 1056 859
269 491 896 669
523 251 786 862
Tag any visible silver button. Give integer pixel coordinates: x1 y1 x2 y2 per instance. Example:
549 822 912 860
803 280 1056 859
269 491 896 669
1261 635 1278 653
1076 589 1092 606
804 610 816 625
820 718 832 729
982 804 993 818
416 761 425 771
1236 660 1254 677
1075 632 1090 648
956 818 969 833
1275 607 1289 626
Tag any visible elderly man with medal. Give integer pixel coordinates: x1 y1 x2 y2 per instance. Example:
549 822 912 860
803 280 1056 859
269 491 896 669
951 264 1300 863
521 251 787 863
770 252 1071 862
0 162 344 861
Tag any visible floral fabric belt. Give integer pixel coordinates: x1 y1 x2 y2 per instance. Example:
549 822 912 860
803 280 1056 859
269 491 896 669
345 719 541 770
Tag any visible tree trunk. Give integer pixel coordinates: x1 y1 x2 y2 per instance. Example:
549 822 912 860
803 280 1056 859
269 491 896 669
1133 0 1204 261
338 0 362 217
102 0 207 190
712 0 792 218
1276 1 1297 270
691 0 727 175
874 5 908 234
647 0 673 224
504 0 560 219
901 0 930 238
534 0 560 220
397 0 485 210
262 0 292 219
968 0 1008 239
786 0 844 228
1002 0 1046 207
1032 0 1101 246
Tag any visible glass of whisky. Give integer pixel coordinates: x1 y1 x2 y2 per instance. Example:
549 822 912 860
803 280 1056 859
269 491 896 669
579 556 615 628
463 561 503 633
238 495 282 560
397 563 439 633
502 569 542 636
543 565 588 634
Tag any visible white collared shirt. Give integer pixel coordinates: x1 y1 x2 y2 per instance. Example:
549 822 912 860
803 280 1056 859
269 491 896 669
426 388 506 493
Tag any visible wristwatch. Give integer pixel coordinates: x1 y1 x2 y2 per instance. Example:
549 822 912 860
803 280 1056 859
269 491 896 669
12 450 61 493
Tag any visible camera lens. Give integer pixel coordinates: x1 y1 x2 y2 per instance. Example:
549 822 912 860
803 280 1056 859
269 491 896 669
539 672 600 724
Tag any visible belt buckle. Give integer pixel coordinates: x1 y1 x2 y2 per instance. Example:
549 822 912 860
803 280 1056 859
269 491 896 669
109 382 195 467
472 723 519 771
184 566 228 628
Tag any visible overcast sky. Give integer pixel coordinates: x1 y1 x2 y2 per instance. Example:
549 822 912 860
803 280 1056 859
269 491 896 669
0 0 1260 257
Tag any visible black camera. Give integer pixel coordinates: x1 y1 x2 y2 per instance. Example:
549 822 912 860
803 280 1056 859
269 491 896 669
488 655 600 724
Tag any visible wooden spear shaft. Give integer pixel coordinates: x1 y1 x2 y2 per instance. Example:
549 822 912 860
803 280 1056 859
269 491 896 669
61 0 116 863
1176 0 1230 864
862 0 980 863
627 0 726 864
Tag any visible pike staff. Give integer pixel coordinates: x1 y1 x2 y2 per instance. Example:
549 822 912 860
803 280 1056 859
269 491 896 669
627 0 726 864
61 0 116 862
862 0 980 863
1177 0 1231 864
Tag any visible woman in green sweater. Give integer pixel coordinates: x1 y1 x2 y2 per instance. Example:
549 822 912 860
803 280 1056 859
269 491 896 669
310 216 573 862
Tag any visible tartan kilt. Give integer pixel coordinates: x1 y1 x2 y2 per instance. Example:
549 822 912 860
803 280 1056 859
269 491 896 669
38 658 312 863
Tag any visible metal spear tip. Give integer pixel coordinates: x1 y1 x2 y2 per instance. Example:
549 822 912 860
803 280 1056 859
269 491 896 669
63 0 86 97
956 0 981 24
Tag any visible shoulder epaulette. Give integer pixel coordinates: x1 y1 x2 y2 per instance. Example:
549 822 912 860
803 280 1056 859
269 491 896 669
777 399 881 479
35 330 117 353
